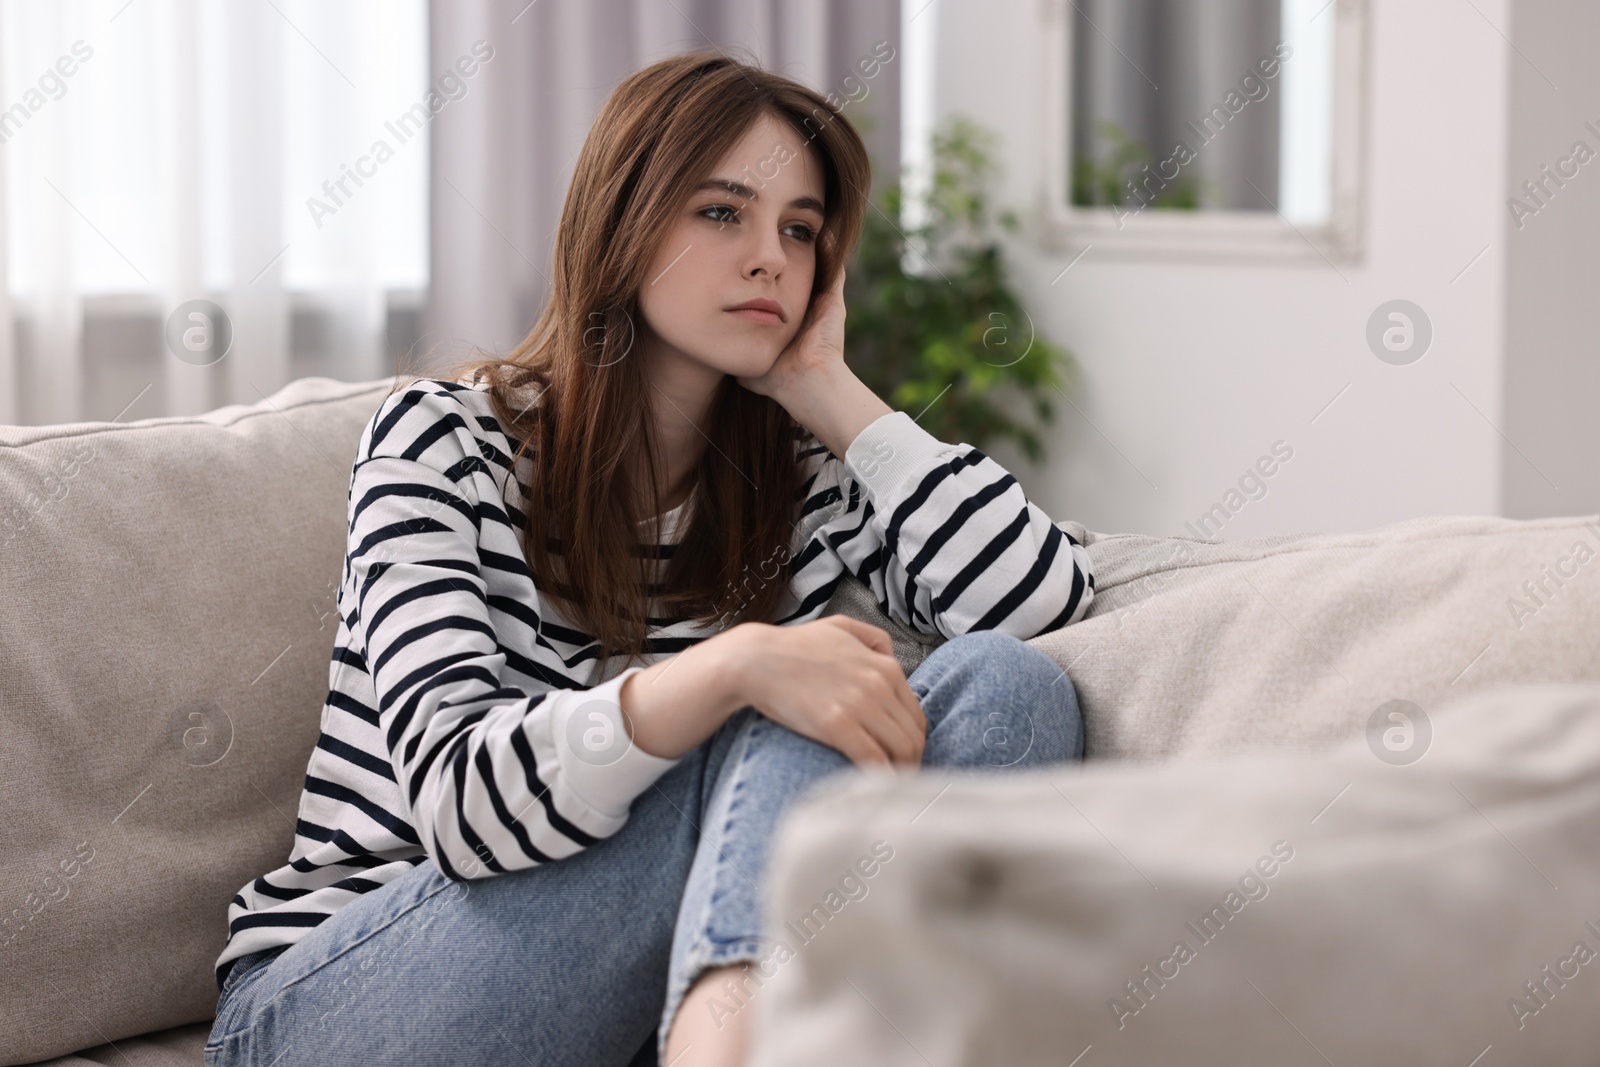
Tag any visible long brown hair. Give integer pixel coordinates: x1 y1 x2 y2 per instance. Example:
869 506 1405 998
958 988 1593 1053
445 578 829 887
421 48 873 674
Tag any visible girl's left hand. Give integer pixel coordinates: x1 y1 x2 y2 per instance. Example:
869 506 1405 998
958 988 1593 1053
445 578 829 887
736 268 847 404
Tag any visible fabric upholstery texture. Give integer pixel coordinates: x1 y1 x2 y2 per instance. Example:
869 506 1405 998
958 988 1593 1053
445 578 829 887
1 378 393 1066
749 680 1600 1066
1030 515 1600 759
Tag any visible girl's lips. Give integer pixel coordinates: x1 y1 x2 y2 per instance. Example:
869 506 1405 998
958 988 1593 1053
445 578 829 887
726 308 784 326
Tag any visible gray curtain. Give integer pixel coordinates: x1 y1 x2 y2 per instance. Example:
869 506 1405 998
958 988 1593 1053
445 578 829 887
423 0 902 369
1071 0 1281 211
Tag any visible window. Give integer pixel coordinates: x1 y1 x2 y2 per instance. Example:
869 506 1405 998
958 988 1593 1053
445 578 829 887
1039 0 1366 260
1 0 428 422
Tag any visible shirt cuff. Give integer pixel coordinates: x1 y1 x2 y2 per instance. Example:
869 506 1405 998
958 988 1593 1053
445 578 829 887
547 665 682 823
844 409 958 504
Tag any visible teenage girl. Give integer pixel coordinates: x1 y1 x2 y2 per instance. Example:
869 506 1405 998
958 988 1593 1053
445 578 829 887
206 48 1094 1067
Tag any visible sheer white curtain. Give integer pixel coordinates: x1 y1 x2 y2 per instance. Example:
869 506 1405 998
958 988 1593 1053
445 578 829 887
424 0 903 370
0 0 426 426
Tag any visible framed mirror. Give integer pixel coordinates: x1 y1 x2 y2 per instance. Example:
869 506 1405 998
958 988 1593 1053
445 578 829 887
1037 0 1367 261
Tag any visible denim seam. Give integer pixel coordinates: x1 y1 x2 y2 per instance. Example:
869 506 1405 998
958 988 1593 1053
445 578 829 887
207 950 286 1055
703 736 752 946
205 960 274 1056
658 717 766 1056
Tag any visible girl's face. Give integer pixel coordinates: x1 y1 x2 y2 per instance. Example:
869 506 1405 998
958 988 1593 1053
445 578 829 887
636 112 827 381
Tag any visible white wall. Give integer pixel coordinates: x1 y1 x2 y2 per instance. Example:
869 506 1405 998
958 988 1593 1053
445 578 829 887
1501 0 1600 520
931 0 1512 540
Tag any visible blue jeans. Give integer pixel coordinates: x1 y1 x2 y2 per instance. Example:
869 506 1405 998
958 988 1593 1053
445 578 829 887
204 630 1083 1066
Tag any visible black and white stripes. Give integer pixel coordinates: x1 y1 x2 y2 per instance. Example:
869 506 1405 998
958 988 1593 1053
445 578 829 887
215 376 1094 989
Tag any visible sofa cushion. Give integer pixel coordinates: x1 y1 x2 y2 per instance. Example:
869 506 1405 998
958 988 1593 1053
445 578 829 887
0 377 395 1066
751 680 1600 1065
1029 515 1600 760
25 1023 210 1066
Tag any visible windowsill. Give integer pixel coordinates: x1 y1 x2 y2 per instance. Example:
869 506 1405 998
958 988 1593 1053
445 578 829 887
1031 201 1362 265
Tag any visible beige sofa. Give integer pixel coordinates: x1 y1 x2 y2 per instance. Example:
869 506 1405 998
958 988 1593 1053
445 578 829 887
2 376 1595 1066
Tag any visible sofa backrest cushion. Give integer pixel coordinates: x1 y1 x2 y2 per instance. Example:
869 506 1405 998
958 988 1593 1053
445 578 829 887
0 377 395 1065
1030 515 1600 760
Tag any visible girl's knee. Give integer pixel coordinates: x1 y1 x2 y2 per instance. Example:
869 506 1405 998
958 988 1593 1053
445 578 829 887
916 629 1084 767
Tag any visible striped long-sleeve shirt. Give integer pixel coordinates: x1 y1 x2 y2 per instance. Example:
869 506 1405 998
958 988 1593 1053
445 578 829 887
214 374 1094 988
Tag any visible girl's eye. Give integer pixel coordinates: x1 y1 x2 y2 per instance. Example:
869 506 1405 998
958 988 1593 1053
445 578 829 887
699 205 818 243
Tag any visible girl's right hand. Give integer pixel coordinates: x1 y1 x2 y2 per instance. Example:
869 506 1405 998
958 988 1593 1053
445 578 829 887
728 617 927 769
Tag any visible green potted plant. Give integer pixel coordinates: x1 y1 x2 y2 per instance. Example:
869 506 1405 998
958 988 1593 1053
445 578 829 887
844 113 1076 465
